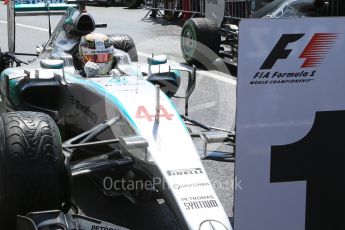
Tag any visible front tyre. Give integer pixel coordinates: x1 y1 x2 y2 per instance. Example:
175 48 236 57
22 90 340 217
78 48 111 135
0 112 68 229
181 18 220 67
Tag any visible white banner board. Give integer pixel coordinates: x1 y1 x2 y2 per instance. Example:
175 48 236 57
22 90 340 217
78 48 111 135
235 18 345 230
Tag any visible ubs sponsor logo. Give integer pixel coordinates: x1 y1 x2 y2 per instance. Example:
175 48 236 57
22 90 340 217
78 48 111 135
167 168 203 176
181 195 218 210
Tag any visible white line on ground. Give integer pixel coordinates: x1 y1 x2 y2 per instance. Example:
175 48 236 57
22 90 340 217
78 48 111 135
0 20 48 32
138 51 237 86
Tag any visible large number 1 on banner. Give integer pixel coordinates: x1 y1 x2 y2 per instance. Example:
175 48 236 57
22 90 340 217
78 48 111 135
270 110 345 230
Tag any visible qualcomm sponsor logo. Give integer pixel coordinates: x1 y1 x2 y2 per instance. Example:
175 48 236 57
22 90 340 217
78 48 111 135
167 168 203 176
173 182 210 190
250 33 340 86
199 220 228 230
182 195 218 211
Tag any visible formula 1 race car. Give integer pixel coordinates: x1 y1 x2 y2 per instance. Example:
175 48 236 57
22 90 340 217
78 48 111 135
0 1 234 229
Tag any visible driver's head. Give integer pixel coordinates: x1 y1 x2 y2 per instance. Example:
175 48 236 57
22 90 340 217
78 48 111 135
79 33 114 75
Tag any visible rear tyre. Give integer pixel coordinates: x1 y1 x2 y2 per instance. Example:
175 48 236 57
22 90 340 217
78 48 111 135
0 112 68 229
181 18 220 67
109 34 138 62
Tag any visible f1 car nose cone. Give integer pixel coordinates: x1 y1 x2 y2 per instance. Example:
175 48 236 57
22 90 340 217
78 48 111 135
199 220 229 230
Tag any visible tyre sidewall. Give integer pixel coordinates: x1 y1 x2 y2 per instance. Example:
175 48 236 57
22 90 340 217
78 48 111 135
0 116 7 226
181 20 198 63
181 18 220 67
0 112 67 228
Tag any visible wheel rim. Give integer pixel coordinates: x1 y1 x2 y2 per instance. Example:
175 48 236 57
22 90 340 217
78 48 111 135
182 26 196 59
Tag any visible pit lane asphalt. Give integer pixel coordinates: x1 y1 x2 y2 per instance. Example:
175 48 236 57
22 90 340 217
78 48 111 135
0 5 236 229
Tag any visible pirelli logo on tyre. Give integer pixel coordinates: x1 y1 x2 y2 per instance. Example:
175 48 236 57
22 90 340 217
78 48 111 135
250 33 340 86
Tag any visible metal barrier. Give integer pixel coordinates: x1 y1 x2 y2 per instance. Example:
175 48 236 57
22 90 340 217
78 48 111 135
145 0 345 20
325 0 345 16
144 0 252 19
144 0 204 16
225 0 251 19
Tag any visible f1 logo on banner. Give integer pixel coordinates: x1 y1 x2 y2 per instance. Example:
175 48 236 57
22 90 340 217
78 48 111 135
260 33 340 69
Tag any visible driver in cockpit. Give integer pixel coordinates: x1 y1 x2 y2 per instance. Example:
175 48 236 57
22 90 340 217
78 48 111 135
78 33 130 77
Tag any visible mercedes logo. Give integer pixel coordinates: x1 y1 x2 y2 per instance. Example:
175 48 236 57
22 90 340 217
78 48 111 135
199 220 229 230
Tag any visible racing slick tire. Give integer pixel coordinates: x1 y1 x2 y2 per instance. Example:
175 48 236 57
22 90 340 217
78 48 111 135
0 112 68 229
181 18 220 67
109 34 138 62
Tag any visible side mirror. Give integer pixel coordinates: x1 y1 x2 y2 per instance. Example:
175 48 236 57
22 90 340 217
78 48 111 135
147 55 167 65
40 59 67 84
147 71 181 97
95 23 107 28
40 59 64 69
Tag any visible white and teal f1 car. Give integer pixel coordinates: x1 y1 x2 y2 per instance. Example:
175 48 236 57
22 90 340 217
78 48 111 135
0 2 235 229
